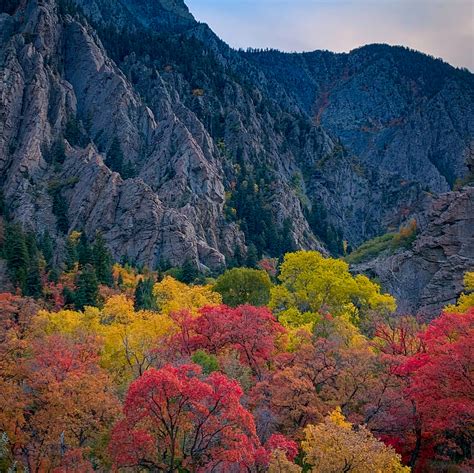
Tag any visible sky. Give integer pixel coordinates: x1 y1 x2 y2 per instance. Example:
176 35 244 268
185 0 474 70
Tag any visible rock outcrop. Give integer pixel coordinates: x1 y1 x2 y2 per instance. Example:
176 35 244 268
0 0 473 306
354 187 474 318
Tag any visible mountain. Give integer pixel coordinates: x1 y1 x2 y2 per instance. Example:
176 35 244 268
354 186 474 318
0 0 473 312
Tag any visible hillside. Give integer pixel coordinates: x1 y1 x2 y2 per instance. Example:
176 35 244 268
0 0 473 312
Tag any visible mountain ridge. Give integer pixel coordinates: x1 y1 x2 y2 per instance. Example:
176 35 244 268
0 0 472 314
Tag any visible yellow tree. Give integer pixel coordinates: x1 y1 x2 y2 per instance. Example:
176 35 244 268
153 276 221 315
445 272 474 313
270 251 395 330
33 295 175 387
302 408 410 473
268 449 302 473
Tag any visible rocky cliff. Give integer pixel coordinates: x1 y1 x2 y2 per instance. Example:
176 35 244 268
354 186 474 318
0 0 473 306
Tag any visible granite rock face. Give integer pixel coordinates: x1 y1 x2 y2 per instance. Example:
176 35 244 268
0 0 473 306
354 187 474 318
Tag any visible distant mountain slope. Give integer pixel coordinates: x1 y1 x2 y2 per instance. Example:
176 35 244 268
0 0 472 308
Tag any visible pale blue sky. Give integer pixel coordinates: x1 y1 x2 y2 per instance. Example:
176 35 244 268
186 0 474 70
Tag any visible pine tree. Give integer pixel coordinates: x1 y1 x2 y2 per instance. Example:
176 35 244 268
121 160 136 179
77 232 92 267
3 224 29 289
65 235 78 271
92 233 113 286
49 139 66 166
134 277 157 311
180 259 199 284
24 255 42 299
106 137 124 175
246 243 258 268
50 188 69 234
39 231 54 270
74 265 99 310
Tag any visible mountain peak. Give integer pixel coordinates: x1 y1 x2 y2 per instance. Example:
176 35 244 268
121 0 195 29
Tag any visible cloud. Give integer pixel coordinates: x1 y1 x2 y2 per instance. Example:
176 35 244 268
186 0 474 70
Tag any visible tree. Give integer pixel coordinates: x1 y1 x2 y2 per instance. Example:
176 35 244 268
77 232 92 267
445 271 474 313
302 408 409 473
153 276 221 315
21 335 120 471
173 305 285 379
270 251 395 330
134 277 157 311
250 318 379 438
388 309 474 470
24 253 42 299
92 233 113 286
246 242 259 268
50 187 69 234
213 267 272 307
105 137 124 175
64 232 79 271
180 258 199 284
3 224 29 290
268 449 302 473
109 364 261 471
39 231 54 270
74 265 99 310
34 296 176 387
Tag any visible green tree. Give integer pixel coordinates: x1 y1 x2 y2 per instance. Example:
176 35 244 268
74 265 99 310
65 116 84 147
48 184 69 234
180 259 199 284
77 232 93 267
39 231 54 270
65 234 78 270
24 255 42 299
246 243 259 269
3 224 29 290
106 137 124 175
92 233 113 286
48 139 66 166
213 268 272 307
191 350 219 374
134 277 157 311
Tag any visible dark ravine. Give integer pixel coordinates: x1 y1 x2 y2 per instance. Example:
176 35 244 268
0 0 473 312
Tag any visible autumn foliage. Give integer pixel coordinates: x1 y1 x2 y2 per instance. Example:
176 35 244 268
0 255 473 472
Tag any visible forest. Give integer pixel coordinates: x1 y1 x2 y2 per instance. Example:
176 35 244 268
0 226 472 472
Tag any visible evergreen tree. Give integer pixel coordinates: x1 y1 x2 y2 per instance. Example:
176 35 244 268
77 232 93 267
49 186 69 234
48 267 60 284
3 224 29 290
49 139 66 166
39 231 54 270
92 233 113 286
134 277 157 311
64 116 84 147
121 160 136 179
74 265 99 310
246 243 259 269
180 259 199 284
24 255 42 299
0 189 6 218
65 235 78 271
106 137 124 175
